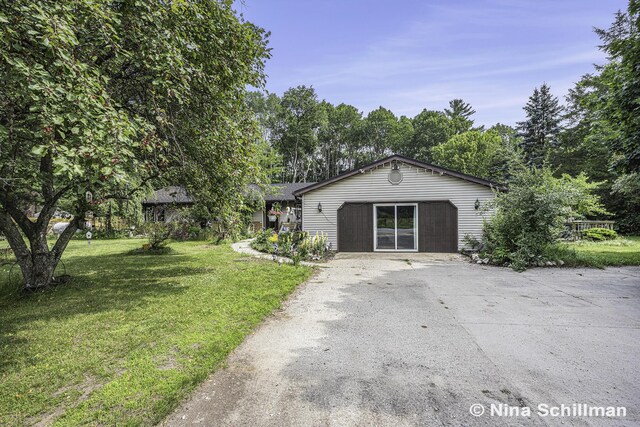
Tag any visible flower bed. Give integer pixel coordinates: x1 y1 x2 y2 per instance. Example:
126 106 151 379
251 229 332 263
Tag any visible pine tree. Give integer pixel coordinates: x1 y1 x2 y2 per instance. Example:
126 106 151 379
445 99 476 134
516 84 564 166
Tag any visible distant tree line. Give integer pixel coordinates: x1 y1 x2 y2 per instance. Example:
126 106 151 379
248 0 640 232
247 88 522 183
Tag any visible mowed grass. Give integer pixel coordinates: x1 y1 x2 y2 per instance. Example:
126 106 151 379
552 235 640 268
0 239 312 426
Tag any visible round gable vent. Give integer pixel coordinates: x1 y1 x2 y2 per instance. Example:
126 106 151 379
388 168 403 185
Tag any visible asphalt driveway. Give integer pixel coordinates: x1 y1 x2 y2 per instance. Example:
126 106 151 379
164 254 640 426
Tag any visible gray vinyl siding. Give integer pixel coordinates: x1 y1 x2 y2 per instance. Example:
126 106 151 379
301 163 497 250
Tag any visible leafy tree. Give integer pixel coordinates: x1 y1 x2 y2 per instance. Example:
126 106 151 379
444 99 477 135
317 102 362 178
400 109 453 162
557 2 640 232
271 86 322 182
357 107 409 164
245 91 284 182
431 130 518 181
590 2 640 173
489 123 520 145
611 173 640 231
246 91 282 143
0 0 269 290
516 84 564 166
551 81 612 179
395 115 415 153
482 167 607 271
487 123 526 181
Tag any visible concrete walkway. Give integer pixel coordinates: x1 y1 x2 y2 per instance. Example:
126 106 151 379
163 254 640 426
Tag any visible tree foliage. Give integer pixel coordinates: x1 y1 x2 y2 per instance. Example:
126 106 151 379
431 130 514 181
271 86 322 182
250 90 466 181
401 109 453 162
317 102 362 178
549 1 640 233
591 1 640 173
0 0 269 289
482 168 608 271
516 83 564 167
444 98 477 135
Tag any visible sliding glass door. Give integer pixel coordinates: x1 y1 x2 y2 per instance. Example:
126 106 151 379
374 204 417 251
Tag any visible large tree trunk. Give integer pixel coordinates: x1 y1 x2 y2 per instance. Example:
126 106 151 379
0 208 80 291
18 250 57 291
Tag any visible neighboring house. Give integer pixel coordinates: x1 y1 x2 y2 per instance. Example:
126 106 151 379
141 186 193 222
142 184 314 230
252 182 315 231
293 154 506 253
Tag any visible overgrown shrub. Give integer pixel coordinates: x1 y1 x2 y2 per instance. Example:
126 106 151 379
583 227 618 241
141 222 172 250
481 167 607 271
251 228 276 253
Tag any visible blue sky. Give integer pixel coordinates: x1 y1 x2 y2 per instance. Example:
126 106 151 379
235 0 627 127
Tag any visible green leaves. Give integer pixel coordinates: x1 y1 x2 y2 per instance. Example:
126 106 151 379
0 0 270 280
516 84 563 167
431 130 505 180
482 167 608 270
589 3 640 173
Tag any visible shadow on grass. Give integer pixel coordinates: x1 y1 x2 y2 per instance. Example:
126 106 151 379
0 249 203 372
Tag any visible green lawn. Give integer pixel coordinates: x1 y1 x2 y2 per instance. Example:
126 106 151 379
553 236 640 268
0 239 312 426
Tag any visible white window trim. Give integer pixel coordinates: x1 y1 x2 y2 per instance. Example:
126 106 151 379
373 203 418 252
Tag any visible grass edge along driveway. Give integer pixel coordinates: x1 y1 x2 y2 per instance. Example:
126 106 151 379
0 239 312 426
557 235 640 267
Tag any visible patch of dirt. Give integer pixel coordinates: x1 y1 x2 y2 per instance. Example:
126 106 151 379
31 376 103 427
154 346 187 371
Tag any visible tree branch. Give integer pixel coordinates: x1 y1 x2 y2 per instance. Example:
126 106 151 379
36 182 78 230
0 192 34 236
35 153 57 229
0 209 30 263
52 214 81 263
99 173 159 200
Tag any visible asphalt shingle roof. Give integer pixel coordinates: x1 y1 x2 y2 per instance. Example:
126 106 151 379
143 183 314 205
142 186 193 205
264 183 315 202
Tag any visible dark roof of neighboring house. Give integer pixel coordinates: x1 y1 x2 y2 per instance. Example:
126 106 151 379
142 186 194 205
293 154 507 196
265 183 316 202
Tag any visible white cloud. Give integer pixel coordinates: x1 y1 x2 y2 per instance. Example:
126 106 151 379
263 0 623 126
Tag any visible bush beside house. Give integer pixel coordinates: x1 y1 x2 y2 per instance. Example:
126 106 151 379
477 167 610 271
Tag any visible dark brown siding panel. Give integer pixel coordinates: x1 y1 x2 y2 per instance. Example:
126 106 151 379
337 203 373 252
419 201 458 253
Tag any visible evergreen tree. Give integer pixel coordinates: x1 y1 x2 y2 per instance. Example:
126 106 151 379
516 84 564 166
591 1 640 173
445 99 476 134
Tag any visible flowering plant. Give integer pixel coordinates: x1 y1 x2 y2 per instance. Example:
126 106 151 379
268 202 284 216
